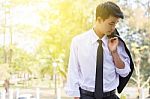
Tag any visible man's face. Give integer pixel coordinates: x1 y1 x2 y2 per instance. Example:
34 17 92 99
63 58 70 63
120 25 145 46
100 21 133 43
97 16 119 35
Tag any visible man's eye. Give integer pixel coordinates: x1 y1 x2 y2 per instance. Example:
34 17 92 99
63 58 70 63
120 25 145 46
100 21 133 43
109 24 114 25
109 23 116 26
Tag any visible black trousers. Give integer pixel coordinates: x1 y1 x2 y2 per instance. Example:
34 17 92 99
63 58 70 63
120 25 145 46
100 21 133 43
79 88 120 99
80 94 119 99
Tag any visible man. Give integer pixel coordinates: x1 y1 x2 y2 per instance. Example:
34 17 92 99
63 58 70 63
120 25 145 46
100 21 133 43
3 79 9 93
65 1 134 99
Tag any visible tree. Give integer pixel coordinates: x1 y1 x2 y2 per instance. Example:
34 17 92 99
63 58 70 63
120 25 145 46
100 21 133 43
118 0 150 98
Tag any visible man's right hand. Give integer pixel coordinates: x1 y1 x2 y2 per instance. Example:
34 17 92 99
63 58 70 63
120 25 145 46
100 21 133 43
74 97 79 99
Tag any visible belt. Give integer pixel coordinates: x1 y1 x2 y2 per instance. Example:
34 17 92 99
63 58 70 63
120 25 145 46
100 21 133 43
79 87 115 98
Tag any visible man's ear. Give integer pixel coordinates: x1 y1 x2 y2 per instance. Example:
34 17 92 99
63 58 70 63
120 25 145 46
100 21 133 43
97 17 102 23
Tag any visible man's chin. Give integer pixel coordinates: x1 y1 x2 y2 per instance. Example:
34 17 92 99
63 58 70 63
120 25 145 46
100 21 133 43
105 32 112 35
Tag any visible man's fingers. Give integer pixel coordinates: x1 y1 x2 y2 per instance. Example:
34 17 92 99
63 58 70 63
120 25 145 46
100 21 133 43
109 37 118 42
111 37 118 40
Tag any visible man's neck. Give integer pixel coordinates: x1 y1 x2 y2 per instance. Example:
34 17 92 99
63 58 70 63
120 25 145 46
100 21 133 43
93 27 105 39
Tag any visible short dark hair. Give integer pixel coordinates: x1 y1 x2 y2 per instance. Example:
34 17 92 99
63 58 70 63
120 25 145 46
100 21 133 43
96 1 124 20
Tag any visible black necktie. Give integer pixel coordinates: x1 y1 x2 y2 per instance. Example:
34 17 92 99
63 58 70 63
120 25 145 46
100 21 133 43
95 40 103 99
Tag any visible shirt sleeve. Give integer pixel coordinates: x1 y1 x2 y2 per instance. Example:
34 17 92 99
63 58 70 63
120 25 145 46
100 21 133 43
115 41 131 77
65 38 80 97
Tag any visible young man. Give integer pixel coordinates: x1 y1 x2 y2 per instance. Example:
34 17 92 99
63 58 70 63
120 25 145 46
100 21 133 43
65 1 134 99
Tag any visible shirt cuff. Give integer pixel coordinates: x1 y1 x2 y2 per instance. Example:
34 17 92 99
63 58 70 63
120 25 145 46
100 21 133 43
115 60 131 77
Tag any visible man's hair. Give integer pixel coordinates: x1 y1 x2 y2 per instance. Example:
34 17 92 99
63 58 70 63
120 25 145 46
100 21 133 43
96 1 124 20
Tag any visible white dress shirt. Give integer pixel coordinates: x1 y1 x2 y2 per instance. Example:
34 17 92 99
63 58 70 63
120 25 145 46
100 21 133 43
65 29 131 97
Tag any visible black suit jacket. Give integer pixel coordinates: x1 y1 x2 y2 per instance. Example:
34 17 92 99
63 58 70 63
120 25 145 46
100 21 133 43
111 29 134 93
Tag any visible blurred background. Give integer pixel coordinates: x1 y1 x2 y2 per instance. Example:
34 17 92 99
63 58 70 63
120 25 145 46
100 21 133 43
0 0 150 99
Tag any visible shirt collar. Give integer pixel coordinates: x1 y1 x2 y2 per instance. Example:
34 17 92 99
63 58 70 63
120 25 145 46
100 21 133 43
90 28 108 45
90 29 99 44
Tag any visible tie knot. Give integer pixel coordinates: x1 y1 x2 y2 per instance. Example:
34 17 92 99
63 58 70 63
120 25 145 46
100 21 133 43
97 40 102 45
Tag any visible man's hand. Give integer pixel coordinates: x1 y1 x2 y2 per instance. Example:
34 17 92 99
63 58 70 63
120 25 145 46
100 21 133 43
108 37 119 53
74 97 79 99
108 37 125 69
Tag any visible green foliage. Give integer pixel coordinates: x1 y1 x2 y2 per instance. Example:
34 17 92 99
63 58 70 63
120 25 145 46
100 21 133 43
0 0 149 88
10 47 37 74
